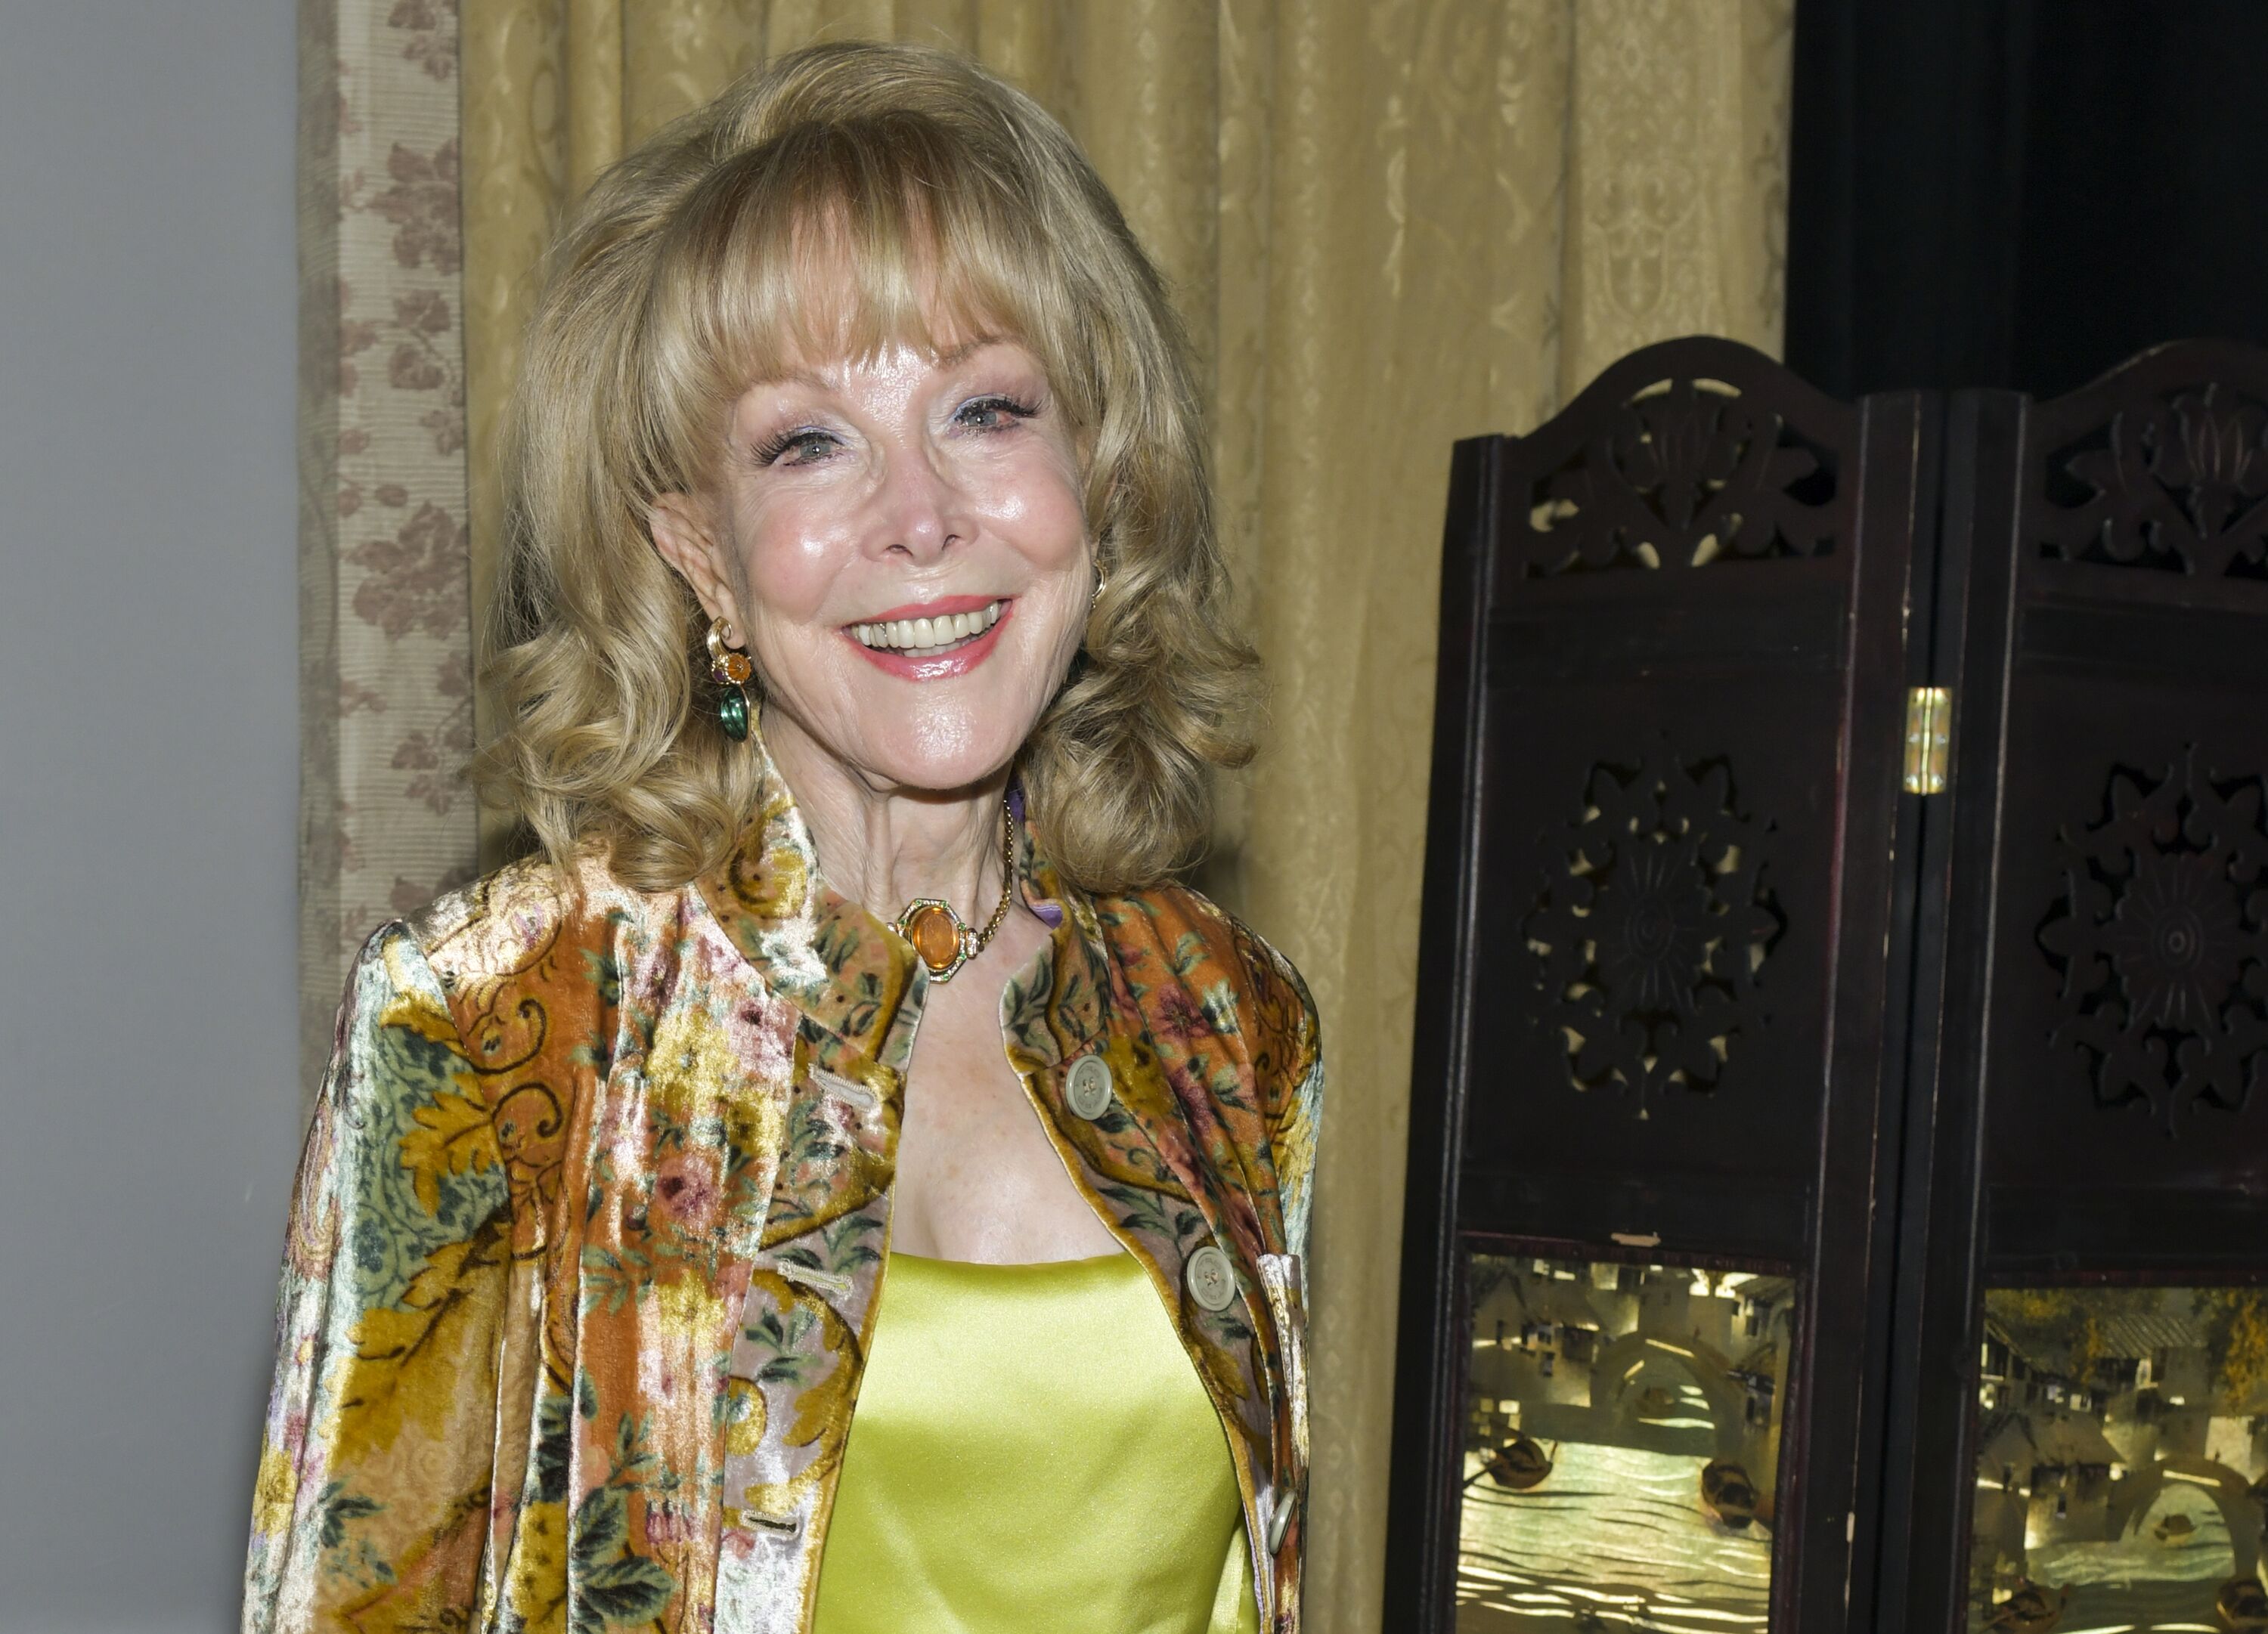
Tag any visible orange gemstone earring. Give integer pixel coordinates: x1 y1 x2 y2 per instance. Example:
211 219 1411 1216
707 618 754 741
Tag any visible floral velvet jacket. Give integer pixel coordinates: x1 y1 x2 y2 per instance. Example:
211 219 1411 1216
243 756 1324 1634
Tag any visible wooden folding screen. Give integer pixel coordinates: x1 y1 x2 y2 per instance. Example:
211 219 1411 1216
1387 338 2268 1634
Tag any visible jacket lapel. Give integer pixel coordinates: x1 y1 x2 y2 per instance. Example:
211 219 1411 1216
694 738 923 1633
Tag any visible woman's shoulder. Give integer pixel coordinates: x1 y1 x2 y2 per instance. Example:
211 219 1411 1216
381 846 682 996
1101 884 1325 1245
1093 881 1321 1074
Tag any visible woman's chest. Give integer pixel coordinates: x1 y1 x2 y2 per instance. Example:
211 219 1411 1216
885 933 1126 1260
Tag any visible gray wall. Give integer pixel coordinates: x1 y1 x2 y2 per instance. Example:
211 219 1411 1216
0 2 301 1626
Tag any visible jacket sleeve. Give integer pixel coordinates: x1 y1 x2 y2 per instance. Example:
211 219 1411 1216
1235 926 1325 1265
243 923 510 1632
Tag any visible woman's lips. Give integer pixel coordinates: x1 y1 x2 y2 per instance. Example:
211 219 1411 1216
843 599 1012 681
859 592 1001 624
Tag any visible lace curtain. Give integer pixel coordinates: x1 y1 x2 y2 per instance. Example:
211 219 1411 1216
298 2 1792 1623
297 0 480 1085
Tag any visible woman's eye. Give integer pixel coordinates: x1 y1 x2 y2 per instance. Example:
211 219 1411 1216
955 395 1040 432
754 429 838 467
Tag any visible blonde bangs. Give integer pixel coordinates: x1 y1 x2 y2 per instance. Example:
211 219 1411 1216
477 42 1258 897
644 121 1096 487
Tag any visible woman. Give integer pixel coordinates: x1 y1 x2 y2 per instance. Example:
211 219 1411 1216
244 40 1321 1634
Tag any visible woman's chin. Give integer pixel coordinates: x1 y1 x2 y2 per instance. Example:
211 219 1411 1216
762 670 1058 800
810 729 1030 800
863 750 1024 800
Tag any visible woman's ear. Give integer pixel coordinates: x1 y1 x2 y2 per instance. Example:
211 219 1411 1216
649 494 744 631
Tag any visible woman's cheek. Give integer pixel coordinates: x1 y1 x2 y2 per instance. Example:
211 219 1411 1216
737 523 839 625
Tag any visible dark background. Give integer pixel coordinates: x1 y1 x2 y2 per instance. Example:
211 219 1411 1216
1786 0 2268 399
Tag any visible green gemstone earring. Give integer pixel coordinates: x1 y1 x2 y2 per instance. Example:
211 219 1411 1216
706 618 753 741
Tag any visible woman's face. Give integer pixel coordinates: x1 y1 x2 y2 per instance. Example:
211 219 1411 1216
655 329 1092 799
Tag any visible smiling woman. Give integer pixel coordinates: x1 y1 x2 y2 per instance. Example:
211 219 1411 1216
243 39 1322 1634
482 51 1253 899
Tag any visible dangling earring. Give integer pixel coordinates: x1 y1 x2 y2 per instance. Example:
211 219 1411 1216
1089 568 1110 612
706 618 753 741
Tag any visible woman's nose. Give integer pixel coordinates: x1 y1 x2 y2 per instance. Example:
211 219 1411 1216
872 442 971 562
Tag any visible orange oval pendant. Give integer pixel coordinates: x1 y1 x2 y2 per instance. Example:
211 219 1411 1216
900 901 967 976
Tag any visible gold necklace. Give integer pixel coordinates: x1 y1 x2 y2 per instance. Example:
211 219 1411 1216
889 794 1016 983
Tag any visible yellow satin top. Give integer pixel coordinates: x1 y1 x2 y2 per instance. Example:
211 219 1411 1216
810 1251 1258 1634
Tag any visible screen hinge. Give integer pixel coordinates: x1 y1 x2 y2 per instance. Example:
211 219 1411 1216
1903 686 1952 794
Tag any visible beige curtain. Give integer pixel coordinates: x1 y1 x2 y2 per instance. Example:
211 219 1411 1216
456 4 1792 1626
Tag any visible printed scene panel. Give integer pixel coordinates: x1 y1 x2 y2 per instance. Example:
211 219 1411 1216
1967 1285 2268 1633
1455 1247 1796 1632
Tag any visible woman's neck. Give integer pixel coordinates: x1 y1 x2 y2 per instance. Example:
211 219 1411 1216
761 706 1010 928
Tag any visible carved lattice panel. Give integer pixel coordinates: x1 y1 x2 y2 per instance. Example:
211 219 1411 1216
2036 379 2268 579
1523 742 1788 1119
2034 749 2268 1136
1517 376 1848 577
1454 340 1891 1219
1975 343 2268 1216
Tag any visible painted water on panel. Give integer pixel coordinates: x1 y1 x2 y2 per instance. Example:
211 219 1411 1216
1966 1285 2268 1634
1454 1252 1792 1632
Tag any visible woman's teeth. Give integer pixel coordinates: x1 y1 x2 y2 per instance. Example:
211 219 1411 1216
851 599 1004 654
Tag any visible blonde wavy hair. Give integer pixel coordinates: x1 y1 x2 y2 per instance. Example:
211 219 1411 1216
476 40 1259 895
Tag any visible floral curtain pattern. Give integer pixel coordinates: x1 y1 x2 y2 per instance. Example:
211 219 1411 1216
299 1 1792 1625
298 0 480 1087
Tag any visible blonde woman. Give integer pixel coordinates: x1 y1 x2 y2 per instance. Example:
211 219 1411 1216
245 40 1321 1634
